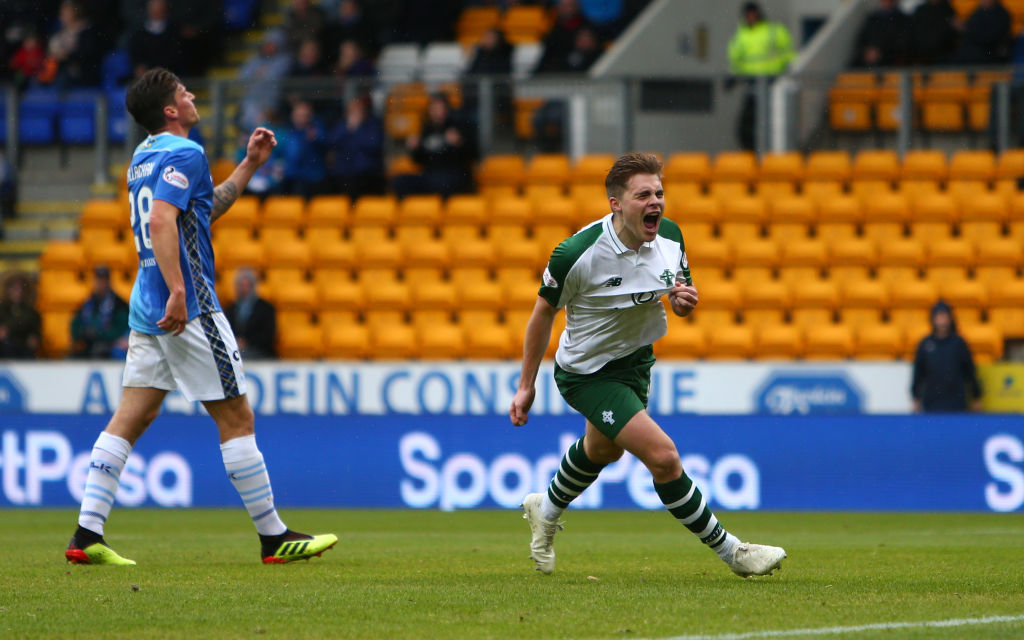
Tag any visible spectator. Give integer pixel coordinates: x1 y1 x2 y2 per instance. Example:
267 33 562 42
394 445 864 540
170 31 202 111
855 0 911 67
70 266 129 359
953 0 1012 64
727 2 795 151
225 269 277 360
236 122 287 197
0 271 41 359
467 27 512 75
392 93 476 198
323 0 377 68
536 25 602 74
280 100 327 198
9 32 47 89
327 94 384 199
284 0 328 55
291 37 326 76
333 39 376 80
128 0 182 79
542 0 593 65
911 300 982 413
47 0 104 87
237 29 292 131
170 0 222 77
910 0 958 64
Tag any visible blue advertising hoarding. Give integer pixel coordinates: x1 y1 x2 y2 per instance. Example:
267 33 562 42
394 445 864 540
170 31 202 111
0 414 1021 512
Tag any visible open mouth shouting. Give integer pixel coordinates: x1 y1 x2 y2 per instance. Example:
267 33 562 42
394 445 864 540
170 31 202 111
642 210 662 235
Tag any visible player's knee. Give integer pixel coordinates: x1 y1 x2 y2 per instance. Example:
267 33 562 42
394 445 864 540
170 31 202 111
589 444 624 465
645 447 682 482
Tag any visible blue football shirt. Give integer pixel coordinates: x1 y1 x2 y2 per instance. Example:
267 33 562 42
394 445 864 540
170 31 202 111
125 132 221 334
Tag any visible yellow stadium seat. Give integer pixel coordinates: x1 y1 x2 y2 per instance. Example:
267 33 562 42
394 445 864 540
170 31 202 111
262 195 305 230
686 238 731 283
683 222 715 246
816 195 862 243
924 238 974 284
497 267 539 293
756 324 804 360
731 238 778 282
896 179 941 200
217 195 260 229
705 324 754 360
449 238 496 270
875 72 922 131
457 6 500 43
306 195 351 237
459 279 504 314
802 180 844 205
363 281 410 327
525 154 570 188
86 242 136 272
497 238 542 269
387 154 422 179
839 279 888 325
901 149 948 181
711 151 757 184
862 192 909 242
828 238 876 283
310 238 355 277
445 194 488 226
79 226 120 247
767 196 815 243
80 198 123 231
974 238 1022 283
889 279 938 328
217 240 265 271
805 151 851 183
265 238 312 270
370 324 419 360
910 193 957 241
36 280 89 313
419 322 467 359
277 324 323 360
920 71 969 132
318 279 364 313
356 241 404 271
829 72 876 132
853 149 900 182
804 325 854 360
996 148 1024 180
707 181 749 200
988 279 1024 338
464 321 514 358
534 196 581 230
404 240 450 277
946 180 989 208
477 154 526 190
323 324 370 359
691 279 740 327
960 192 1008 243
876 238 924 283
718 196 766 242
654 325 707 359
533 223 572 250
674 194 721 227
397 194 443 229
40 241 86 272
949 149 996 182
571 153 616 185
759 152 804 183
790 279 838 328
350 195 398 231
271 281 318 313
210 158 234 185
960 323 1003 364
41 310 74 357
778 239 827 284
756 181 796 200
855 323 904 360
937 279 987 325
501 5 551 44
741 280 789 326
664 152 711 184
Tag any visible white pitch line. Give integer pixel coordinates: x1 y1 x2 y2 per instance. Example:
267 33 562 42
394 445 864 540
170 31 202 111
649 614 1024 640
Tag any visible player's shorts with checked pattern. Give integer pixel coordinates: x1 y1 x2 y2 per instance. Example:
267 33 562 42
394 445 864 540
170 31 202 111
122 311 246 402
553 345 655 439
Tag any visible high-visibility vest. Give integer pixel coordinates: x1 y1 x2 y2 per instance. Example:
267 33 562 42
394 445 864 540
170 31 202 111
728 20 795 76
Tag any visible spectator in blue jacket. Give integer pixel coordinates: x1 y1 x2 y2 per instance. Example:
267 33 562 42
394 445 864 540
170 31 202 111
327 94 384 199
911 300 982 413
70 266 129 359
280 99 327 198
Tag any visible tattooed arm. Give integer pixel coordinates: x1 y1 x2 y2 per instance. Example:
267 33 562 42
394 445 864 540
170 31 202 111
209 127 276 223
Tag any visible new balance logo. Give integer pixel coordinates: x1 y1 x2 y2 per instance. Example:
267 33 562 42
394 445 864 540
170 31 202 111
602 277 623 287
279 541 311 556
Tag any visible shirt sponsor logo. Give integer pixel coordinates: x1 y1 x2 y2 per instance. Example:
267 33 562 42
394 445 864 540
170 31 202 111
602 277 622 287
659 269 676 287
162 166 189 189
542 267 559 288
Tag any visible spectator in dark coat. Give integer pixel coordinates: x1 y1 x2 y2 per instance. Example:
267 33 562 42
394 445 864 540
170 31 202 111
542 0 593 64
170 0 222 77
0 271 41 359
284 0 328 55
71 266 129 359
467 27 512 75
536 26 602 74
953 0 1012 64
392 94 476 198
333 39 376 80
48 0 103 87
128 0 182 78
225 270 277 360
327 95 384 199
911 300 982 413
280 100 327 198
855 0 911 67
291 37 326 76
324 0 377 65
911 0 958 64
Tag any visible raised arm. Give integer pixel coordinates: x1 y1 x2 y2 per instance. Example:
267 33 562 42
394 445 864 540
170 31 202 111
210 127 277 222
509 296 559 426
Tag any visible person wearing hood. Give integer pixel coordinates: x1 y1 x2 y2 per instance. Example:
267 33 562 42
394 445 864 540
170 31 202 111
911 300 982 413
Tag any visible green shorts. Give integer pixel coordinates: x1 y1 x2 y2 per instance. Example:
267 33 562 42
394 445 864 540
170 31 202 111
553 345 656 440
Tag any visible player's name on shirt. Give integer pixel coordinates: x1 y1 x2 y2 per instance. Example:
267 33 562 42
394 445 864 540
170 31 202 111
127 162 156 183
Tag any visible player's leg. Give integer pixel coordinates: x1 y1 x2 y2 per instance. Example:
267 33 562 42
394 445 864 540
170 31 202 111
614 411 786 577
204 391 337 564
522 419 622 574
66 386 167 565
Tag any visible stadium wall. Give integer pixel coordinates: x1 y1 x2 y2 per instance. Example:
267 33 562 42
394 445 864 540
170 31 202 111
2 413 1022 512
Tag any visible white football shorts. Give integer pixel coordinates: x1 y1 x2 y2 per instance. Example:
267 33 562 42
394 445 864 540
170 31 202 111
122 311 247 402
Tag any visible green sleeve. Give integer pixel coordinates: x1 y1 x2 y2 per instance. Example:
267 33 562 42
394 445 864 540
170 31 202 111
538 223 604 308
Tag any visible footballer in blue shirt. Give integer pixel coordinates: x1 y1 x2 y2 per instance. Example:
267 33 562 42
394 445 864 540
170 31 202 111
65 68 336 566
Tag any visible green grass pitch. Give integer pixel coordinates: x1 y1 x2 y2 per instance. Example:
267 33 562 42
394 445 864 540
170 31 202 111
2 509 1023 639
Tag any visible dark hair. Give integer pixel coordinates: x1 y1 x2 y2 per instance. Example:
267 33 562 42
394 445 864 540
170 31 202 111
605 152 663 198
125 67 181 134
